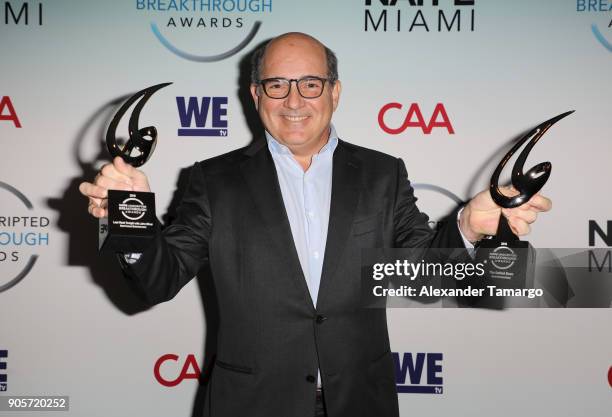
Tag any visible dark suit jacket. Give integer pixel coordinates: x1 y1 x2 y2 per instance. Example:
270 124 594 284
122 138 466 417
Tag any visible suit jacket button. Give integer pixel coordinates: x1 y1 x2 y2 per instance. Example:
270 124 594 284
306 375 316 383
315 315 328 324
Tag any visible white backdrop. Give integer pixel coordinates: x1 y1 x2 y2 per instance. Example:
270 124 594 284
1 0 611 416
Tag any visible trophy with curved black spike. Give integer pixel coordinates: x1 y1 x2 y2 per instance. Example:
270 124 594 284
99 82 172 252
476 110 574 300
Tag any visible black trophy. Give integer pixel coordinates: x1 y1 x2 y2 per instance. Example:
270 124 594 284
476 110 574 294
99 82 172 252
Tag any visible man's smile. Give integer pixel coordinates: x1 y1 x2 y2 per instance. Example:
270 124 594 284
282 115 309 122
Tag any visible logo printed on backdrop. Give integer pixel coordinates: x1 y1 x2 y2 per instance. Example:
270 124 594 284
412 184 463 230
576 0 612 52
0 182 49 293
154 354 201 387
0 96 22 128
0 350 6 392
136 0 272 62
177 96 228 137
378 103 454 135
588 220 611 272
364 0 475 32
394 352 443 394
2 1 42 26
608 366 612 388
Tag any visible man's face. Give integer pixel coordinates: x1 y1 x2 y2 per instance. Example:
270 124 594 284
250 35 341 152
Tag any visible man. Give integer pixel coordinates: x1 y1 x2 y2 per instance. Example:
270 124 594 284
79 33 550 417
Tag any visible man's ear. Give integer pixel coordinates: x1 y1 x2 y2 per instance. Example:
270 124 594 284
332 80 341 111
250 83 260 110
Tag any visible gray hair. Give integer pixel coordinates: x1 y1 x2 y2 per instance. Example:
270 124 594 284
250 37 338 85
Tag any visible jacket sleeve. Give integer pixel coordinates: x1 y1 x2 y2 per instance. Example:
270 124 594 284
392 157 466 250
120 162 212 306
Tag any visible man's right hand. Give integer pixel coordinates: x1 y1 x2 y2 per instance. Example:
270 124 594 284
79 156 151 219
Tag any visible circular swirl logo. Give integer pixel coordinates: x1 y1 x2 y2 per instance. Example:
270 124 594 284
0 182 50 293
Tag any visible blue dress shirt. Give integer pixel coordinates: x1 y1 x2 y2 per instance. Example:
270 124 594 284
265 126 339 307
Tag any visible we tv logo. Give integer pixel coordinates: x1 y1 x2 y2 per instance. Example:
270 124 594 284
394 352 443 394
177 96 228 137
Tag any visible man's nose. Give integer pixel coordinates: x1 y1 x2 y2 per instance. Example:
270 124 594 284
284 81 304 109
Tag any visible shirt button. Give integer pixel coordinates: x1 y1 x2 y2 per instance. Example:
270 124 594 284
307 210 315 218
316 315 328 324
306 375 316 383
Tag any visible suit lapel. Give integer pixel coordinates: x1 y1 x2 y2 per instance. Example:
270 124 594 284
318 141 362 308
240 140 315 311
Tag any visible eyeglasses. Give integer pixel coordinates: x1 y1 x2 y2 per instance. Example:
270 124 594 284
258 76 330 99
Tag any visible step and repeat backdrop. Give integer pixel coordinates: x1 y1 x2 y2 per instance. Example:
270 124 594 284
1 0 611 416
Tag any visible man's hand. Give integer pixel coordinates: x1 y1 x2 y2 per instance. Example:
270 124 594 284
79 156 151 219
459 186 552 243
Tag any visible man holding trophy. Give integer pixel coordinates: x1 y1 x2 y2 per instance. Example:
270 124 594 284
79 32 555 417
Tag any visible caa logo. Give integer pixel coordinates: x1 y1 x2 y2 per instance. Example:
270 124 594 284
0 96 22 128
154 354 201 387
394 352 443 394
378 103 454 135
0 350 7 392
177 97 228 137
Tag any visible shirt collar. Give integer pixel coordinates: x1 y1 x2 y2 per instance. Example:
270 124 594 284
265 124 339 156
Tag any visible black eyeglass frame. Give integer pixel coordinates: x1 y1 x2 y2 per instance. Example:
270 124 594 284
257 76 333 99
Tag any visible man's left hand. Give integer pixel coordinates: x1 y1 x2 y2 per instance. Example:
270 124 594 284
459 187 552 243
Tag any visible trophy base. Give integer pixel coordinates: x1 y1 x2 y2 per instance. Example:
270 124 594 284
456 213 537 309
477 239 536 286
463 239 536 308
98 190 156 252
